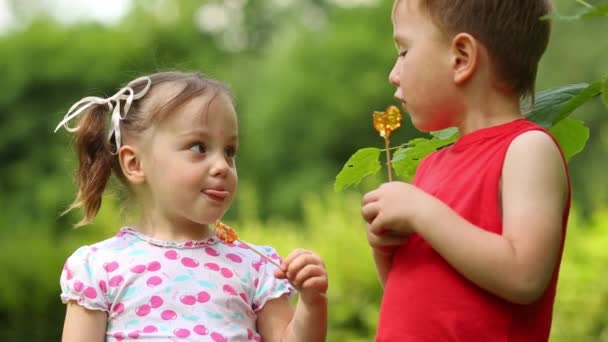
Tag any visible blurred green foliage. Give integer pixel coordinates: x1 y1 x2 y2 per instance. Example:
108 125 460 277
0 0 607 341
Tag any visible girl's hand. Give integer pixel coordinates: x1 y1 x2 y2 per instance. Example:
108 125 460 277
275 249 328 305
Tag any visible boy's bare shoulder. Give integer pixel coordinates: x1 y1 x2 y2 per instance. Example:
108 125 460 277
507 130 563 161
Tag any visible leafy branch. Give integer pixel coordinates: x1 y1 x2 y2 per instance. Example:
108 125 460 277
335 82 601 191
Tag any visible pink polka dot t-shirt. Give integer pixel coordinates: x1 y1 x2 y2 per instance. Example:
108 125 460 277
60 227 294 341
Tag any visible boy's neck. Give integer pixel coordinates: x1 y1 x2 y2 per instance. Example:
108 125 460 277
456 86 522 136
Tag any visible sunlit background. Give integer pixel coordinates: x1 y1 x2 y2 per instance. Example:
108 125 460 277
1 0 607 341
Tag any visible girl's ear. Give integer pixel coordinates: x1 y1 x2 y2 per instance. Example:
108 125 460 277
118 145 145 185
450 33 478 85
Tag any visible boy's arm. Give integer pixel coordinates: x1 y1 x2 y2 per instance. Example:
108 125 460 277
372 250 392 287
413 130 568 304
62 301 107 342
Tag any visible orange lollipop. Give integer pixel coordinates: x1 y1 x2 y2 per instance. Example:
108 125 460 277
214 220 281 268
372 105 403 181
215 220 239 243
373 105 402 139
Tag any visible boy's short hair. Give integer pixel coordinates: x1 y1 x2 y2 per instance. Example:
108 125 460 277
416 0 552 99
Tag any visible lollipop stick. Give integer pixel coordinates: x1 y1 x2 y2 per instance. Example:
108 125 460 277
237 239 282 269
385 136 393 182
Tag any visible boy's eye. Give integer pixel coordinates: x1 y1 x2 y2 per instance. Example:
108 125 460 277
225 146 237 158
190 143 207 154
398 50 408 57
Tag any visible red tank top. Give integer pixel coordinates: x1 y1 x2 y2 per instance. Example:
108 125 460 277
375 119 571 341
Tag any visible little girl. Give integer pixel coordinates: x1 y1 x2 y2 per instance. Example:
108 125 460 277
56 71 328 341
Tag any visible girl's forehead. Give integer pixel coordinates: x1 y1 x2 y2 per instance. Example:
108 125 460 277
159 92 237 133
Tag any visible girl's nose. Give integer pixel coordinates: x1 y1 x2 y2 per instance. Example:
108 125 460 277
210 155 230 177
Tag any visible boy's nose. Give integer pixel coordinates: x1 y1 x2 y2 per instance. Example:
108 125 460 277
388 62 400 87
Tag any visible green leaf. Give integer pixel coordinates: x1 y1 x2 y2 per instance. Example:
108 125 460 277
430 127 458 139
549 118 590 161
334 148 382 191
603 76 608 108
547 3 608 20
526 82 602 128
392 136 458 181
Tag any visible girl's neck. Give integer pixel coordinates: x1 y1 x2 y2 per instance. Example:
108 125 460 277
135 215 214 243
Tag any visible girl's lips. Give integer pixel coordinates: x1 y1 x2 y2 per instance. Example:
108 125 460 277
203 189 230 201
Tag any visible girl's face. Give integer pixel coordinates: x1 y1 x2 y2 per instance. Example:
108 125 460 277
137 91 239 233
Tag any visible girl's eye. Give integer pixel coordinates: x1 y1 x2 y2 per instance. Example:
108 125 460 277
225 146 237 158
190 143 207 154
398 50 408 57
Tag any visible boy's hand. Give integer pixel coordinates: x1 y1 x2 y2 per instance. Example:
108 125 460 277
275 249 328 304
362 181 432 242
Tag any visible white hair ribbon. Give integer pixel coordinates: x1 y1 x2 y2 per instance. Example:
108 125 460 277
54 76 152 153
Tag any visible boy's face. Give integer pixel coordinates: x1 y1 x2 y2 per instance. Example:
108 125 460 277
389 0 461 132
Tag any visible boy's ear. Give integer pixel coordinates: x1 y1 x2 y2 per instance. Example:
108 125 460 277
118 145 145 185
450 33 478 85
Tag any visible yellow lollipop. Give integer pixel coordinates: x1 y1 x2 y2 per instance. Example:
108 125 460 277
372 105 403 181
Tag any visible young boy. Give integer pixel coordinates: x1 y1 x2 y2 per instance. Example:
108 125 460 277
361 0 570 340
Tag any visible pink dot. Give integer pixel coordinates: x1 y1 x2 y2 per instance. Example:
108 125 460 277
226 253 242 263
130 264 147 274
220 268 233 278
211 332 228 342
99 280 107 294
161 310 177 320
73 281 84 293
197 291 211 303
239 293 248 302
146 276 162 287
143 325 158 333
165 250 179 260
64 264 73 280
222 285 237 296
252 261 263 271
136 304 151 317
247 328 254 339
204 262 220 271
181 257 199 268
84 287 97 299
254 278 259 287
180 295 196 305
103 261 119 272
147 261 161 272
174 328 191 338
109 275 124 287
128 330 140 339
149 295 164 308
113 332 124 340
194 324 209 335
113 303 124 314
205 247 220 257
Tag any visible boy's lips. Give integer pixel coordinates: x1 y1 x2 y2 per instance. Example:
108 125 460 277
202 189 230 201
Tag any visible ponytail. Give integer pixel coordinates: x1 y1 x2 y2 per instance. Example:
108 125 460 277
64 104 116 226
